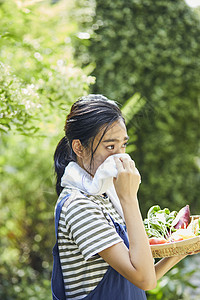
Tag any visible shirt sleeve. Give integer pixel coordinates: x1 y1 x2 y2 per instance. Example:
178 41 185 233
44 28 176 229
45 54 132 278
64 197 123 261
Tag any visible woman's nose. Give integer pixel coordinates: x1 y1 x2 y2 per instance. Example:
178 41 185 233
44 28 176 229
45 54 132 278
114 147 126 154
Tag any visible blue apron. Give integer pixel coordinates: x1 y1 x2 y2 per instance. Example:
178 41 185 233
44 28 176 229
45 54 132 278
51 194 147 300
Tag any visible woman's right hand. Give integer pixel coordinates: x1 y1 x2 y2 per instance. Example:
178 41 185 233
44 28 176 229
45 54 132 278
99 156 156 291
113 156 141 203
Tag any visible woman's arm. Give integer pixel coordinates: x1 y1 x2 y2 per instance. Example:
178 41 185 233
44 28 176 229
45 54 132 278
155 249 200 280
99 157 157 291
155 255 186 280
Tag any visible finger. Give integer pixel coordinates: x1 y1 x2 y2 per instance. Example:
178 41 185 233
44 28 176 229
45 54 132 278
120 157 130 169
114 157 125 172
129 159 136 169
119 158 139 175
118 157 134 170
121 158 141 183
132 166 141 183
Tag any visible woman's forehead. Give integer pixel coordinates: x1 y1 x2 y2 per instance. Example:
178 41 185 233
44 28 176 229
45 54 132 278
100 120 128 141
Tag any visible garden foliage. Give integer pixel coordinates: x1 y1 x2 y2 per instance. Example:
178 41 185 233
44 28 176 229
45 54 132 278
73 0 200 217
0 0 93 298
0 0 200 299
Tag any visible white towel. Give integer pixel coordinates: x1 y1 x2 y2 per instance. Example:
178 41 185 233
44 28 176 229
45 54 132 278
61 153 136 220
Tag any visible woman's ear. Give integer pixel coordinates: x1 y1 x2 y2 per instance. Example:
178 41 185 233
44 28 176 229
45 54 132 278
72 139 84 158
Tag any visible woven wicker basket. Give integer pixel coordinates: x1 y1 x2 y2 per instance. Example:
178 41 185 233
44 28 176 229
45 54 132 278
150 215 200 258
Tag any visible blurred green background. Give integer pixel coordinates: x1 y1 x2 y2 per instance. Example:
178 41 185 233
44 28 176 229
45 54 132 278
0 0 200 299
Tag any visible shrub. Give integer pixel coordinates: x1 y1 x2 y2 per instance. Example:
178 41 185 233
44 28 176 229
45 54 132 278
73 0 200 216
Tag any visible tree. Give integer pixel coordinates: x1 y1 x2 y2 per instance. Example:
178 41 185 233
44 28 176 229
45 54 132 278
0 1 94 298
0 62 41 134
73 0 200 215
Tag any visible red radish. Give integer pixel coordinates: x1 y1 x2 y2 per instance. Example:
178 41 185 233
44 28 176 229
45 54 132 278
171 205 190 229
149 237 168 245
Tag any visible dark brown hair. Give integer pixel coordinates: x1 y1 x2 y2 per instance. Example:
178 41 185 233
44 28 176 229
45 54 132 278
54 94 124 195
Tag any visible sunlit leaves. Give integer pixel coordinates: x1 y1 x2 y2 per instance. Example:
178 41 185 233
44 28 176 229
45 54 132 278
0 1 94 298
0 0 95 135
0 62 40 134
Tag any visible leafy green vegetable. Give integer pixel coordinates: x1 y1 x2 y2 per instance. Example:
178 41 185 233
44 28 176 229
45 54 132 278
144 205 177 239
198 219 200 236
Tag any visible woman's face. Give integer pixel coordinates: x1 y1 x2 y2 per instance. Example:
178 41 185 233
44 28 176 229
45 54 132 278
81 119 129 176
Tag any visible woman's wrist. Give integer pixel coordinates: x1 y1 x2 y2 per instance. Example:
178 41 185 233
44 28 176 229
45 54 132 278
119 195 138 206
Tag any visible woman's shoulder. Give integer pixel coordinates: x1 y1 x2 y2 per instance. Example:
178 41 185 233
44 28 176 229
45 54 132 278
57 188 100 210
56 188 123 225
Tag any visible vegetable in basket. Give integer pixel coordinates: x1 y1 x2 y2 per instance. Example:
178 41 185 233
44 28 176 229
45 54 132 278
187 218 200 235
168 228 195 242
148 237 168 245
143 204 199 245
143 205 178 240
171 204 190 229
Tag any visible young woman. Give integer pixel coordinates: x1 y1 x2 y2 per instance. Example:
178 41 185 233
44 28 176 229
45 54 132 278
53 94 187 300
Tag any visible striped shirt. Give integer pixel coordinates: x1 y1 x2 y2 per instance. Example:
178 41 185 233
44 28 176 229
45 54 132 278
56 187 124 300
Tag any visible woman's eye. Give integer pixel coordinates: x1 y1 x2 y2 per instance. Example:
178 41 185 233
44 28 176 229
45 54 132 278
107 145 114 150
122 142 129 148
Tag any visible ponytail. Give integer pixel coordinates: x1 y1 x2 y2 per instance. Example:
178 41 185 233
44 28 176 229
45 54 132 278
54 136 75 196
